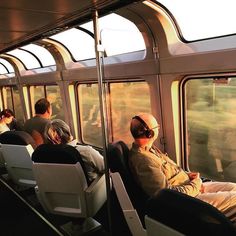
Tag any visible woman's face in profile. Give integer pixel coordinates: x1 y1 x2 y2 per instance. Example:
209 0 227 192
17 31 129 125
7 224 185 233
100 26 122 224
5 115 14 124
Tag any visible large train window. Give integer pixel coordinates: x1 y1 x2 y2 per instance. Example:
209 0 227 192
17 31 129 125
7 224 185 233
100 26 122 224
99 13 145 57
1 86 24 123
185 77 236 183
46 86 64 120
50 13 145 62
78 81 151 147
78 84 102 147
110 82 151 145
29 85 65 120
29 86 45 114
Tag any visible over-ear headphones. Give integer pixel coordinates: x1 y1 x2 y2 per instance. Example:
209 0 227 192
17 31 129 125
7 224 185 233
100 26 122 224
132 116 154 138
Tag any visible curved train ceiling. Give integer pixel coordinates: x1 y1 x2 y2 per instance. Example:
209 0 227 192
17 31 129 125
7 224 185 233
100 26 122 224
0 0 138 54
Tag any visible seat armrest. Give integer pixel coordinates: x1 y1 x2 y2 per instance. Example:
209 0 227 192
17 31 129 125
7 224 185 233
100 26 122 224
85 174 107 216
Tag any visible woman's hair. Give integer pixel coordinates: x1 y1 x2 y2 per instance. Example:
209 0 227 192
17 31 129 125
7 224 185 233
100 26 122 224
44 119 72 144
0 109 14 119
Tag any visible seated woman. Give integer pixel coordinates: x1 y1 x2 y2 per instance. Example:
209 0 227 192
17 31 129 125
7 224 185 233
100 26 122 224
44 119 105 182
0 109 15 134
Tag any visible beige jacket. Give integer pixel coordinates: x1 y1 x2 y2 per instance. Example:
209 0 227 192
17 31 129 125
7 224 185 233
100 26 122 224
129 143 202 197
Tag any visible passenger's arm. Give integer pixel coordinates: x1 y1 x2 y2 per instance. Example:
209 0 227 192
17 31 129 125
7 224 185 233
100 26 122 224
132 157 167 197
86 146 105 173
169 174 202 197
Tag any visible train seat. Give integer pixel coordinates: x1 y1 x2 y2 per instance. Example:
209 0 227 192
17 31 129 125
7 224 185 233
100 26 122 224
32 144 107 235
108 141 148 236
145 188 236 236
0 131 36 187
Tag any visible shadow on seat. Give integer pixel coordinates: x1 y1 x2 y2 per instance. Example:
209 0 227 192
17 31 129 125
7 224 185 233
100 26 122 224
0 131 36 188
108 141 148 236
32 144 107 235
145 189 236 236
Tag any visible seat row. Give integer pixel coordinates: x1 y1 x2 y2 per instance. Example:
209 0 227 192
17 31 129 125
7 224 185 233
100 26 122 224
0 130 107 235
0 131 235 236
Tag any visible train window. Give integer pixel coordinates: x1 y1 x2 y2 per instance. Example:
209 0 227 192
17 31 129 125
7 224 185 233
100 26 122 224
46 86 65 121
21 44 55 67
28 85 64 120
2 87 14 112
12 87 24 123
50 13 145 62
185 77 236 182
0 59 14 73
110 82 151 145
1 86 24 123
29 86 45 115
7 49 40 69
78 84 102 147
99 13 145 57
78 81 151 147
50 28 95 61
0 64 8 74
157 0 236 41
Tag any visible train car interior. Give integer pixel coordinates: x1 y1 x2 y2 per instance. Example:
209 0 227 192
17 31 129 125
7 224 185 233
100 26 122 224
0 0 236 235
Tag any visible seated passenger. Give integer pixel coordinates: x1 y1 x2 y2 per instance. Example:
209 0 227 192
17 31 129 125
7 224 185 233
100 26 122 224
0 109 14 134
44 119 104 182
129 113 236 224
24 98 52 146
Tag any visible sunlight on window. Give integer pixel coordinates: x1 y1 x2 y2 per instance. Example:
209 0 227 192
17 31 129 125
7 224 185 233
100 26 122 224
0 58 14 73
21 44 55 67
7 49 40 69
157 0 236 41
51 13 145 60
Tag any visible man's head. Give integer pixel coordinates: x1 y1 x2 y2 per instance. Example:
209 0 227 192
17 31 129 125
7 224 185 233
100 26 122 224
130 113 159 142
35 98 52 119
45 119 73 144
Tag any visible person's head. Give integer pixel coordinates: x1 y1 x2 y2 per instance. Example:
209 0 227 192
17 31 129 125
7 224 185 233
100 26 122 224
0 109 14 124
34 98 52 119
44 119 73 144
130 113 159 145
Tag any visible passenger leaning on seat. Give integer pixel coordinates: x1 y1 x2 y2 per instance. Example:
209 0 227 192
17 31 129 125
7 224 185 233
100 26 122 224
129 113 236 224
24 98 52 146
44 119 104 182
0 109 15 134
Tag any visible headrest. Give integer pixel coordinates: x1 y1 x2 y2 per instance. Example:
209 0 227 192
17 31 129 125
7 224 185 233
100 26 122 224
108 141 129 175
32 144 90 184
0 130 37 149
108 141 148 222
146 189 236 236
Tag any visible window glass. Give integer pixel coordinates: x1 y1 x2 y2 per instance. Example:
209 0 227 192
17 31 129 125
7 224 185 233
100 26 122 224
110 82 151 145
0 58 14 73
78 84 102 147
7 49 40 69
0 86 25 130
78 81 151 147
185 77 236 182
29 86 45 115
12 86 24 123
46 85 65 121
21 44 55 67
3 87 14 111
100 13 145 56
0 64 8 74
157 0 236 41
50 28 95 61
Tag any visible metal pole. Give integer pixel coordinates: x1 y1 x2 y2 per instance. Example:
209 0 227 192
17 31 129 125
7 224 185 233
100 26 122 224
93 10 112 235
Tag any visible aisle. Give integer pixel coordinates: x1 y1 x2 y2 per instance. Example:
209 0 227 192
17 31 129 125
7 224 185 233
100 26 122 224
0 179 63 236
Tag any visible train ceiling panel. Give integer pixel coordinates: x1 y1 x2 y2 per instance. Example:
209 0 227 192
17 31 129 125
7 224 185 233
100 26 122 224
0 0 138 54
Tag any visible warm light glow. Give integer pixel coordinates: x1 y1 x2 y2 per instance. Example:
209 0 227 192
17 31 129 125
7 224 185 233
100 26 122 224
154 0 236 41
